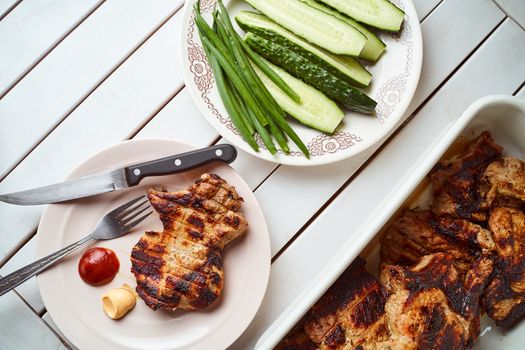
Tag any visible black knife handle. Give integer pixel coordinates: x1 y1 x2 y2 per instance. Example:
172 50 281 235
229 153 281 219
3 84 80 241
124 144 237 187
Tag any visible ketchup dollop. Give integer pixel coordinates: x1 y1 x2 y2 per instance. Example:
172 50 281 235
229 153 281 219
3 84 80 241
78 247 120 286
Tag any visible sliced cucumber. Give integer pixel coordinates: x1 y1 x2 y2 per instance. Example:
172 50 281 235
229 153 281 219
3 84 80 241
318 0 404 32
243 0 367 56
252 57 344 134
246 33 377 114
235 11 371 87
299 0 386 61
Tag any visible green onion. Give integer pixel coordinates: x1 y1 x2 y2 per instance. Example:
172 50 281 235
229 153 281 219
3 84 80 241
213 11 235 56
215 2 307 155
265 116 290 154
200 34 271 133
225 79 255 136
215 2 286 118
194 7 270 127
194 1 309 157
240 41 301 103
200 33 259 151
232 85 278 153
215 1 300 103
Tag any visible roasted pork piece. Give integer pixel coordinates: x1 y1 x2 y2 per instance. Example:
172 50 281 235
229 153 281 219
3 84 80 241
380 253 493 349
481 157 525 209
429 131 502 221
275 321 318 350
303 257 390 350
380 210 494 273
277 131 525 348
483 207 525 328
277 254 493 350
130 173 247 311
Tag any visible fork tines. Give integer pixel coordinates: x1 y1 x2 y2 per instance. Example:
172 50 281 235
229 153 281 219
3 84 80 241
112 195 153 231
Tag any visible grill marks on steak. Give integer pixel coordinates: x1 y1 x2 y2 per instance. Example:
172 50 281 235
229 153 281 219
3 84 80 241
304 257 390 350
131 173 247 311
275 255 493 350
481 157 525 211
380 253 493 349
276 132 525 349
275 319 318 350
383 132 525 329
380 211 494 274
483 207 525 328
429 131 502 222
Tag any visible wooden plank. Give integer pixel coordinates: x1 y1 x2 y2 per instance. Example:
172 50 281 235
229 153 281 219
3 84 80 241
0 0 183 178
495 0 525 28
0 0 19 18
0 291 66 349
42 313 76 350
217 138 278 191
134 88 218 145
0 236 44 314
0 0 103 96
232 18 525 348
133 88 277 190
255 153 369 255
407 0 504 115
412 0 442 19
0 10 186 265
131 87 279 190
246 0 504 257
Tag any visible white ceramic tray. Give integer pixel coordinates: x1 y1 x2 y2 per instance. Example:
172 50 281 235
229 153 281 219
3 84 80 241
256 95 525 349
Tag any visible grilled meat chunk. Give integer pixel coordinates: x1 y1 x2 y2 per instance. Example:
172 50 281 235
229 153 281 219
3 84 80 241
278 253 493 349
482 157 525 208
483 207 525 328
381 211 494 273
304 257 390 350
380 253 493 349
275 321 318 350
430 131 502 221
130 173 247 311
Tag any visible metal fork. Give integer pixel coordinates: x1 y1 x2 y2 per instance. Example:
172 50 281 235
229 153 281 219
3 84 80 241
0 195 152 297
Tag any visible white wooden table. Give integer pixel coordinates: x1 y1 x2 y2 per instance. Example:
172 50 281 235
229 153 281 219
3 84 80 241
0 0 524 349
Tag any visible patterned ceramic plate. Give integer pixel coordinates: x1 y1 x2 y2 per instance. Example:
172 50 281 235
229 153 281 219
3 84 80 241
180 0 422 166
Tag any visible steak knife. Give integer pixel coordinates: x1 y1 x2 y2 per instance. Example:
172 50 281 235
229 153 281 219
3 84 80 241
0 144 237 206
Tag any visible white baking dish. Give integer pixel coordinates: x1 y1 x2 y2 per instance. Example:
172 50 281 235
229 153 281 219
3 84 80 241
256 95 525 349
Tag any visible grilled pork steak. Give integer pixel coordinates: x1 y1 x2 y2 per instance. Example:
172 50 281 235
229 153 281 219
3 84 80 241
482 157 525 210
381 211 494 274
304 257 390 350
276 254 493 350
130 173 247 311
483 207 525 328
429 131 502 222
275 320 318 350
276 131 525 348
380 253 493 349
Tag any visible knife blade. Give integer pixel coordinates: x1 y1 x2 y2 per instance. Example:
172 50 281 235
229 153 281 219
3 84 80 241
0 144 237 206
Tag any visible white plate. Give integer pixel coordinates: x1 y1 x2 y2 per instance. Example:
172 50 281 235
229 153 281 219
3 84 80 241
180 0 423 166
36 139 271 350
257 95 525 348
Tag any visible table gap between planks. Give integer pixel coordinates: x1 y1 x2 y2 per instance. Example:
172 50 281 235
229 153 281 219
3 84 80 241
0 0 524 349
